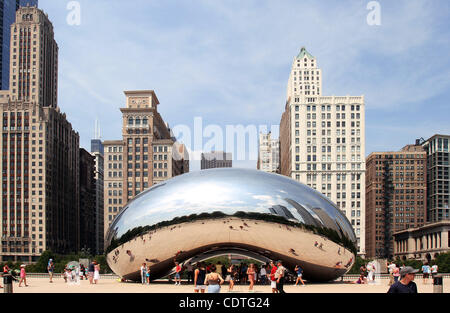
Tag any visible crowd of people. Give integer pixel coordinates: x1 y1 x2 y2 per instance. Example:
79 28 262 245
146 259 300 293
46 259 101 285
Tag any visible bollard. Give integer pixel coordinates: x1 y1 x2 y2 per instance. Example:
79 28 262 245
433 274 443 293
3 274 13 293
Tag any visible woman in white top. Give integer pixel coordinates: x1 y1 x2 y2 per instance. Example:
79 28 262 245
93 261 100 284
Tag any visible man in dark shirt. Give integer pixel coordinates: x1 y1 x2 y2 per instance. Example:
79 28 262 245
387 266 419 293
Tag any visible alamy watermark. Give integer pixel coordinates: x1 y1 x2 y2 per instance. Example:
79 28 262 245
366 1 381 26
171 117 278 162
67 1 81 26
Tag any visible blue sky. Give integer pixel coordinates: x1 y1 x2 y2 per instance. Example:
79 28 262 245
38 0 450 171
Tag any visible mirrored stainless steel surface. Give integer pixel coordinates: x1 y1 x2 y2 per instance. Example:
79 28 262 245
105 168 356 282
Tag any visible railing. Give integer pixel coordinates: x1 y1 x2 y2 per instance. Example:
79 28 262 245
10 272 450 281
341 273 450 279
19 273 120 279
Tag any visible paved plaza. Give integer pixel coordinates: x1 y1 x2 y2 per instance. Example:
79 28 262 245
7 277 449 293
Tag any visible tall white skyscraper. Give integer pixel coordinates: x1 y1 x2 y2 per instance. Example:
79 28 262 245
257 132 280 173
280 47 366 255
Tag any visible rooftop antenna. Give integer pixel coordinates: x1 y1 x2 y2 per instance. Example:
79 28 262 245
94 119 99 139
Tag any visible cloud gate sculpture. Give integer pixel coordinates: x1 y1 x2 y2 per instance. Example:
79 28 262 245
105 169 356 282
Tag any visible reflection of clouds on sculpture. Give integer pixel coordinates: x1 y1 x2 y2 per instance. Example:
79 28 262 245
108 169 355 242
105 169 357 282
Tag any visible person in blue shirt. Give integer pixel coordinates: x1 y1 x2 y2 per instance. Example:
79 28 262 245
421 262 431 284
47 259 54 283
294 265 306 286
387 266 418 293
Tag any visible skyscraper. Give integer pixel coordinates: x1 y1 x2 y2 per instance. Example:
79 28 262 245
257 132 279 173
0 6 79 263
91 133 104 254
279 47 366 255
422 135 450 222
365 143 427 259
79 148 96 255
0 0 38 90
102 90 189 232
9 4 57 107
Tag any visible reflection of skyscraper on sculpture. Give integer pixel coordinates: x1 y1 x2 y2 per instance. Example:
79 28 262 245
269 205 296 220
311 207 340 233
284 198 321 227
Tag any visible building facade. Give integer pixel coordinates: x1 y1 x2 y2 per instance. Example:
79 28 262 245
79 148 96 255
103 90 189 234
0 6 79 263
422 135 450 223
257 132 279 173
91 138 104 254
9 5 57 107
393 221 450 261
0 0 38 90
103 140 124 232
279 47 366 255
365 144 427 259
201 151 232 170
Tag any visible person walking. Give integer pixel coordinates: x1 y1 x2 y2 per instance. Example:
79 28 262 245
186 262 194 284
260 264 267 285
140 263 147 284
241 263 248 285
221 262 228 281
294 265 305 286
146 265 150 285
79 264 85 280
387 266 419 293
204 264 224 293
246 263 256 292
387 261 396 286
275 260 286 293
367 262 374 283
421 262 431 284
18 265 28 287
93 261 100 284
88 260 95 284
269 261 278 293
194 262 207 293
47 259 54 283
227 264 237 292
174 262 182 285
393 264 400 283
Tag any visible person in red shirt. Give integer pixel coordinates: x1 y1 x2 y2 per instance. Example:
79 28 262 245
269 261 278 293
174 262 182 285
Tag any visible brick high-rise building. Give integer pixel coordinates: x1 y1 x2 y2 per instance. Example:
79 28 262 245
0 6 79 263
103 90 189 233
9 5 57 107
279 47 366 255
365 143 427 259
103 140 124 232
